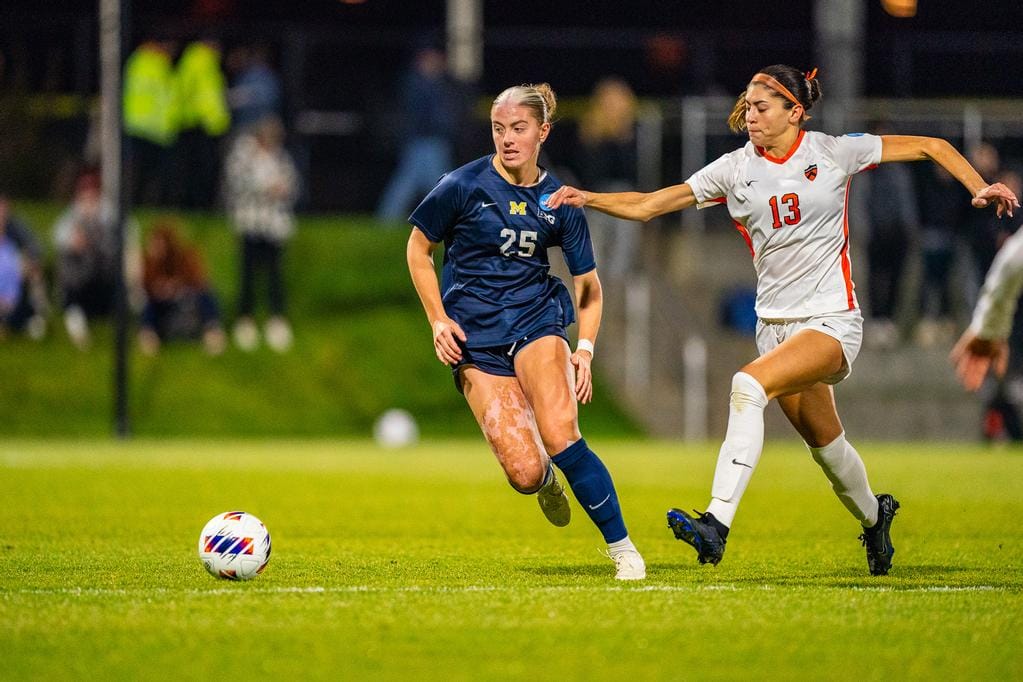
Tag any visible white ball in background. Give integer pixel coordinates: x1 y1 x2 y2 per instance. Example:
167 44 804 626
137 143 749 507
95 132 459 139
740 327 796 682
374 408 419 448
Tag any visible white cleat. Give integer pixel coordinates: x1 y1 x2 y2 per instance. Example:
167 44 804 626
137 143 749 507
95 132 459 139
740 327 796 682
536 471 571 527
610 549 646 581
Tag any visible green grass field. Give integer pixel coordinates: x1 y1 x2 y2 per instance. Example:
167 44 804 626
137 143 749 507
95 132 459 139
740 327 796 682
2 439 1021 680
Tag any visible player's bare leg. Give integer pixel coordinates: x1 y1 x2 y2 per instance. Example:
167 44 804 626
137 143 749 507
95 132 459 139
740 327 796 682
460 367 570 526
513 336 579 454
746 329 847 400
778 383 899 575
777 383 876 522
516 336 644 579
670 330 846 564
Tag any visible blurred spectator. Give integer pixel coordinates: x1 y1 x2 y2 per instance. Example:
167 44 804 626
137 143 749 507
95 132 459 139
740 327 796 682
914 164 962 347
123 39 179 205
226 44 282 134
375 45 460 223
0 192 47 339
52 171 142 349
864 122 919 350
139 219 226 356
574 77 640 279
174 40 231 208
224 116 298 352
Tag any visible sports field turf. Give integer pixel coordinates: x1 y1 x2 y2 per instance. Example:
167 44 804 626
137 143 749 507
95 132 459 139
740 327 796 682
2 439 1021 680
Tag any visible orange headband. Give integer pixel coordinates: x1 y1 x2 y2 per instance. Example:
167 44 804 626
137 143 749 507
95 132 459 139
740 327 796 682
749 73 802 108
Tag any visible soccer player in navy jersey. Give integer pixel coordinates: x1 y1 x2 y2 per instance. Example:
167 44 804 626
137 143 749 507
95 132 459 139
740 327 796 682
406 83 645 580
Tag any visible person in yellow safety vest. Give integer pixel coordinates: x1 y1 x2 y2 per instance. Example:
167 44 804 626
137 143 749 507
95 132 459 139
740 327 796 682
176 40 230 137
174 40 231 208
123 40 179 205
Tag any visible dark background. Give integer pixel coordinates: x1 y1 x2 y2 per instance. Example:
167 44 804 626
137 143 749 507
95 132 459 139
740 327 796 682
2 1 1022 209
5 1 1023 97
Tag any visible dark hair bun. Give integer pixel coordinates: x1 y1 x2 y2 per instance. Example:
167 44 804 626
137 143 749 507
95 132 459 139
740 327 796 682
806 76 822 108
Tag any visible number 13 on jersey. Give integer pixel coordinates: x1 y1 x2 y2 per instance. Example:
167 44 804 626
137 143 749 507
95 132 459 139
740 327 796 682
769 193 801 229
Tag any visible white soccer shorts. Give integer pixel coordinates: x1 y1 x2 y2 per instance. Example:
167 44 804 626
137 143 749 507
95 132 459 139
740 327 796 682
755 308 863 385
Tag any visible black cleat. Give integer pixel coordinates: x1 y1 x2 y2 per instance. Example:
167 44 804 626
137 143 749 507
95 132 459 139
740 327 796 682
859 493 900 576
667 508 726 566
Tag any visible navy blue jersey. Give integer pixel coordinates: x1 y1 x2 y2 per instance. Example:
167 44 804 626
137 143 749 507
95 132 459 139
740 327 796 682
409 155 596 348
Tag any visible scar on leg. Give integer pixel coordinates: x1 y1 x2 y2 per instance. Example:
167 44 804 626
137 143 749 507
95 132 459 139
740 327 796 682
481 382 543 481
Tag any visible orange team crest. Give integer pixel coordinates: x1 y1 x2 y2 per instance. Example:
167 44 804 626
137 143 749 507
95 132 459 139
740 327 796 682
804 164 818 181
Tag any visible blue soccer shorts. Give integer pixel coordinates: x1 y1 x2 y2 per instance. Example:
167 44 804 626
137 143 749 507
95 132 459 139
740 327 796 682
451 325 568 393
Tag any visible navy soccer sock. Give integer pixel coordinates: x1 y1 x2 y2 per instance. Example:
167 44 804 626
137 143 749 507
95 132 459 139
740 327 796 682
551 439 627 543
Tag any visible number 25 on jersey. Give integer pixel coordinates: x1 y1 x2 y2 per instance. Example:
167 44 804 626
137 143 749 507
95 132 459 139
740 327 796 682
500 228 538 257
769 193 801 229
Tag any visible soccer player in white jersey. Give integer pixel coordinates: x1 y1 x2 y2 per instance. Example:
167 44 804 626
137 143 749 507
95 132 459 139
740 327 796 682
951 226 1023 392
547 64 1019 576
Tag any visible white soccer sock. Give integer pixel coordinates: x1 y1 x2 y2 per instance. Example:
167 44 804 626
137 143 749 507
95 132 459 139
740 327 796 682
607 535 637 553
808 432 879 527
706 372 768 528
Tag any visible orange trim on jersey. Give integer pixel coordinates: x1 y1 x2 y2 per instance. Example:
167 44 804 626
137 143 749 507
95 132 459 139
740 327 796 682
704 196 752 257
756 129 806 165
733 220 754 258
840 178 856 309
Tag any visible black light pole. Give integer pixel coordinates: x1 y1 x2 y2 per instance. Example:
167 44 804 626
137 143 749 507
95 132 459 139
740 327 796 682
99 0 131 438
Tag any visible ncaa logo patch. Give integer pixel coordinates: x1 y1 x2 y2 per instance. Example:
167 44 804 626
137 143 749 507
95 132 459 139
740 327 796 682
539 193 553 211
804 164 818 181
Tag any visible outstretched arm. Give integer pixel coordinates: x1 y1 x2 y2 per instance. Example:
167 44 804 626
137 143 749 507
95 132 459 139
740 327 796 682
545 183 698 222
880 135 1019 217
406 227 466 366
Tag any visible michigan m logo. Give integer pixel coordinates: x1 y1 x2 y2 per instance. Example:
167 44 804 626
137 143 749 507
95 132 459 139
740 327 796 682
509 201 527 216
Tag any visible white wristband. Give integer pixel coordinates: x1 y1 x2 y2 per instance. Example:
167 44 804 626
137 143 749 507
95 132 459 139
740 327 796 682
576 338 595 356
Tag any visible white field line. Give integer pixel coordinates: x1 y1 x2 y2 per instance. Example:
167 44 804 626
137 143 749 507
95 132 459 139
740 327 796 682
1 584 1009 598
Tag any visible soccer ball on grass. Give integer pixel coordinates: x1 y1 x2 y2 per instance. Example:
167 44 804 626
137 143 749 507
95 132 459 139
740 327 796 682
197 511 272 580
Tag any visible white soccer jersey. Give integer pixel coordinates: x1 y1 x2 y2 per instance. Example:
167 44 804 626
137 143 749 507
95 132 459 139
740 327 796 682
969 227 1023 340
686 130 882 319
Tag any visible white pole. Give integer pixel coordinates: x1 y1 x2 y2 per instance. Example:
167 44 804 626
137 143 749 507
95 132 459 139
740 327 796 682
624 275 651 402
447 0 483 82
814 0 866 134
683 336 708 441
963 105 983 158
680 97 707 233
